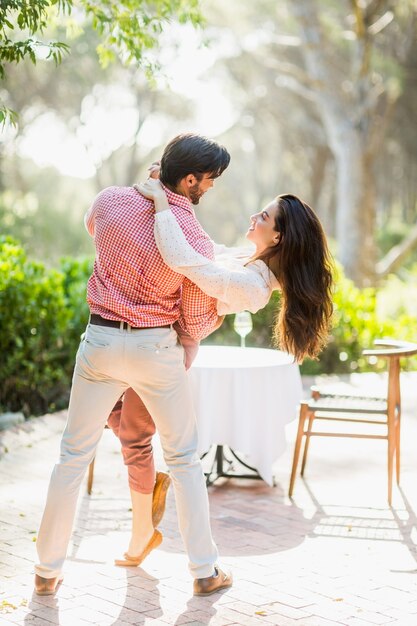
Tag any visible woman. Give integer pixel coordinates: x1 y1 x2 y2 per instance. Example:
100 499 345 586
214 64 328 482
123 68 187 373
112 179 333 568
138 177 334 362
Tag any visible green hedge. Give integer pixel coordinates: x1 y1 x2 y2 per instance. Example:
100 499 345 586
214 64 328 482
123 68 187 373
1 237 417 416
0 237 91 416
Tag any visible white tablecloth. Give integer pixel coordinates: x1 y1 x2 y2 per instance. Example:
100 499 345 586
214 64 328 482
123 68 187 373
189 346 303 485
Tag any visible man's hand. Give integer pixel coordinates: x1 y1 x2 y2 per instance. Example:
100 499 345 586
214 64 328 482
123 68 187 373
173 322 199 370
213 315 225 331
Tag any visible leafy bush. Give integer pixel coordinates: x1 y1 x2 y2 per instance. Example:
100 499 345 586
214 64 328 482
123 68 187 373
59 255 92 352
0 236 69 414
0 237 91 416
313 264 417 375
2 237 417 416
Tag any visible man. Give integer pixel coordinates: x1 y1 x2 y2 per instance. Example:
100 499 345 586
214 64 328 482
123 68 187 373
34 133 232 597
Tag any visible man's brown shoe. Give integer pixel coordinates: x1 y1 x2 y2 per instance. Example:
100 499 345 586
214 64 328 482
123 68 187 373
34 574 63 596
193 566 233 596
152 471 171 527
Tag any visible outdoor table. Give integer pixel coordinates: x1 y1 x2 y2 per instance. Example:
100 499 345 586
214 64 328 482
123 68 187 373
189 345 303 486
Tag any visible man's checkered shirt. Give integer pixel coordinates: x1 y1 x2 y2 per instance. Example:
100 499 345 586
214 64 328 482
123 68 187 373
84 185 219 341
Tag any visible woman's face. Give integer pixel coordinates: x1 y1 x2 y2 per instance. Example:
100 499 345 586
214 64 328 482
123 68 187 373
246 200 280 252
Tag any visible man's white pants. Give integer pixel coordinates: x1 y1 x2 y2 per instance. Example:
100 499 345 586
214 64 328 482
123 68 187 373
35 323 218 579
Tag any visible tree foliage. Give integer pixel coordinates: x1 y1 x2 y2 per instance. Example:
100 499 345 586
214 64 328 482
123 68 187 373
2 0 417 285
0 1 70 77
0 0 202 123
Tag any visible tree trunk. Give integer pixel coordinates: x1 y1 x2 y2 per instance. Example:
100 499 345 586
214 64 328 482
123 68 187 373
287 0 382 285
309 144 334 234
331 131 377 285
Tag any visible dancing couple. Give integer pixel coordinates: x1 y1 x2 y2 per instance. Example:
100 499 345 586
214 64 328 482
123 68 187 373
34 133 333 597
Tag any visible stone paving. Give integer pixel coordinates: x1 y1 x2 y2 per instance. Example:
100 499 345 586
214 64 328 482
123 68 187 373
0 373 417 626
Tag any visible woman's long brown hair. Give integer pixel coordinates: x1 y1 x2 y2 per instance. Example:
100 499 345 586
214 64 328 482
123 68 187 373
255 194 334 362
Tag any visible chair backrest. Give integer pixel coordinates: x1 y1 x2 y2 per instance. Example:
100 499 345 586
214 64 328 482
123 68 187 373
362 339 417 415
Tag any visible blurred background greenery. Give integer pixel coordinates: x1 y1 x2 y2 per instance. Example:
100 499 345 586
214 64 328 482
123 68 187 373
2 0 417 415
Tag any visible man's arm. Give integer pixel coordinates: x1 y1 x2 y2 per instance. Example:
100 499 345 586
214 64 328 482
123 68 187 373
84 187 117 237
84 203 96 237
177 278 223 341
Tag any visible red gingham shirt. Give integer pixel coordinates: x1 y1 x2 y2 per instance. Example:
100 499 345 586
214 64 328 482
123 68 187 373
84 185 219 341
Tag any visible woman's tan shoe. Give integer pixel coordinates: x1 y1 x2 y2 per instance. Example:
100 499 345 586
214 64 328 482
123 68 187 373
152 471 171 527
114 529 162 567
34 574 63 596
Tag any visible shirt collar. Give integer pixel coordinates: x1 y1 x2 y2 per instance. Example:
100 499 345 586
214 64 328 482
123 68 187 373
162 183 193 213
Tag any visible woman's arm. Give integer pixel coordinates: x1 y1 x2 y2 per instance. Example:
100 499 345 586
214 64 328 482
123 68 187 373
136 180 253 257
155 210 231 301
155 210 272 314
212 242 255 258
135 178 273 314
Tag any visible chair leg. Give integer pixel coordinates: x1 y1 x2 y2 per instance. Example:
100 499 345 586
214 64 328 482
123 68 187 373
301 413 315 476
395 415 401 486
387 424 395 506
289 403 309 497
87 457 95 495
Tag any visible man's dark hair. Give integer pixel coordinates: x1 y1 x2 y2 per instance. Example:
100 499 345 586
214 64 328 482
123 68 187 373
160 133 230 187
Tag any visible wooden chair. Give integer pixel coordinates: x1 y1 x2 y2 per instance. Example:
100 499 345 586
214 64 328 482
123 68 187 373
289 339 417 505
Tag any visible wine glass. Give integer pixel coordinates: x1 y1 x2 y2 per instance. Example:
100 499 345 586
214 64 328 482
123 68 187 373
234 311 253 348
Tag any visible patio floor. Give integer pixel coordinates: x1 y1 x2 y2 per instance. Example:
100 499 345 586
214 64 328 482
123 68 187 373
0 373 416 626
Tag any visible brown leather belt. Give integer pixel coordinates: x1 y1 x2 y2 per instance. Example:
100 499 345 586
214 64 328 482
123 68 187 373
90 314 172 331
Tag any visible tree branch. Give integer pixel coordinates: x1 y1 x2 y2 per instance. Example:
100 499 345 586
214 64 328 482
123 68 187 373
368 11 394 36
376 223 417 278
264 59 321 91
365 0 390 23
351 0 366 39
274 75 317 102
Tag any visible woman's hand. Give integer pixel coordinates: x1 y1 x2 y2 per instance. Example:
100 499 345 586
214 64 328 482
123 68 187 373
134 178 170 213
134 178 164 200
